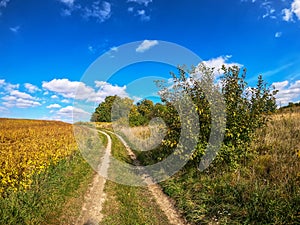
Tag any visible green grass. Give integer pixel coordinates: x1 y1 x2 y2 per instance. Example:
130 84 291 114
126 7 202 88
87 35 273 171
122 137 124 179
0 131 108 225
101 131 170 225
159 111 300 225
116 111 300 224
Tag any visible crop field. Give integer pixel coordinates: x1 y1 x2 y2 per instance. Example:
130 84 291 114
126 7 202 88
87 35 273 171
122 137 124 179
0 118 78 193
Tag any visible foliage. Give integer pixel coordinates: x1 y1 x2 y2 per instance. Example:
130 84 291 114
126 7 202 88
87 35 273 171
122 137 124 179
155 64 278 167
91 95 167 127
160 111 300 224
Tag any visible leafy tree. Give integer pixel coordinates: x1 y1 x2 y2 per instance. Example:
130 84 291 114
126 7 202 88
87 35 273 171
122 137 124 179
156 64 277 168
91 95 134 123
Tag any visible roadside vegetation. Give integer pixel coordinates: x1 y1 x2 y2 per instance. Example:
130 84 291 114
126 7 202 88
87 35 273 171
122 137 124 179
92 64 299 224
101 132 170 225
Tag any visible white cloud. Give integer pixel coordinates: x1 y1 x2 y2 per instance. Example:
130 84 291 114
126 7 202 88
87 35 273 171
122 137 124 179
1 88 40 108
43 78 128 103
110 46 118 52
4 83 19 91
127 0 152 7
275 32 282 38
83 1 111 23
197 55 243 77
2 96 41 108
59 0 75 6
43 79 92 99
10 90 35 100
61 99 70 103
260 1 276 19
273 80 289 90
272 80 300 105
136 40 159 53
51 95 59 99
2 95 16 102
88 45 96 53
128 7 134 12
46 104 62 109
282 0 300 21
137 9 150 21
282 8 293 21
0 0 10 15
0 0 10 8
9 26 20 33
24 83 41 93
92 81 128 102
0 79 5 85
56 105 91 121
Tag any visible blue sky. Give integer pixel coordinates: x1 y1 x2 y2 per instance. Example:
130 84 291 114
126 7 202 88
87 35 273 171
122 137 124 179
0 0 300 122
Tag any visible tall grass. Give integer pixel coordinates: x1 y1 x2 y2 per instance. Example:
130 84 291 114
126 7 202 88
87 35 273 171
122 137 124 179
119 111 300 224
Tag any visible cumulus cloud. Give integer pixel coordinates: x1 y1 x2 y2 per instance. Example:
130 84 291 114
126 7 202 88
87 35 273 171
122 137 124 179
10 90 35 100
24 83 41 93
2 92 41 108
46 104 62 109
1 87 41 108
51 95 59 99
195 55 243 77
0 82 20 92
272 80 300 105
127 0 152 7
282 8 293 21
43 79 93 99
56 106 91 121
136 40 159 53
282 0 300 21
93 81 128 102
43 78 128 103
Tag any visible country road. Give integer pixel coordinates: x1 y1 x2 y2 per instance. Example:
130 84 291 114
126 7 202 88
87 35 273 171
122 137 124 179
75 131 111 225
75 130 187 225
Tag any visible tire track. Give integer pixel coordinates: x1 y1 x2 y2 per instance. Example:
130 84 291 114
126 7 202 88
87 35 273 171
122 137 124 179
112 132 188 225
75 131 111 225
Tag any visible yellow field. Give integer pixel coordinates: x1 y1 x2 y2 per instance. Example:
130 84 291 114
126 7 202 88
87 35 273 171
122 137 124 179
0 118 78 193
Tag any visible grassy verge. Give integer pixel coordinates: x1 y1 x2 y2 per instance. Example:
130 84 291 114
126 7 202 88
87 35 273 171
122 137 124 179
0 131 108 225
159 112 300 224
101 132 169 225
